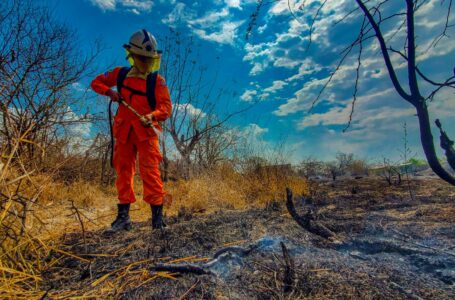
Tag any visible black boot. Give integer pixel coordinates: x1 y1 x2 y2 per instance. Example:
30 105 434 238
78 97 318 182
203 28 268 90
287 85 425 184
151 205 165 229
111 204 132 231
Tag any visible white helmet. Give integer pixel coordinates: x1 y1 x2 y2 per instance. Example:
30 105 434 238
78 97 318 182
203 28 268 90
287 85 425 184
123 29 161 58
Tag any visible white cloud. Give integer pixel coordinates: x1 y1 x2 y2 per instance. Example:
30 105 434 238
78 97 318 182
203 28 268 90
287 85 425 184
240 89 257 102
62 107 93 153
89 0 153 13
286 58 323 81
72 82 86 92
263 80 288 94
245 123 268 136
175 103 206 118
90 0 116 10
243 42 276 75
225 0 257 10
224 0 241 9
257 24 268 34
259 93 270 101
273 76 334 116
242 20 311 76
187 6 245 45
273 55 301 69
161 2 192 27
224 123 276 161
249 63 266 76
188 7 229 26
269 0 289 15
123 0 153 11
64 107 92 137
161 2 248 45
297 89 415 129
243 0 353 76
192 20 244 45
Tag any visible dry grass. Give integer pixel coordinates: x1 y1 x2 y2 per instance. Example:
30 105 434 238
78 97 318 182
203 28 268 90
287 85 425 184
167 165 309 214
0 159 308 299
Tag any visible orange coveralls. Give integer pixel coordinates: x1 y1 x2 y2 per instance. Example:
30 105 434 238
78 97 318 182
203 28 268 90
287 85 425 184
91 67 172 205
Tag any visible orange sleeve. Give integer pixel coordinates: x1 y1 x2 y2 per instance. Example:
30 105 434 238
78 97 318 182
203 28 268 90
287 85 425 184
91 67 122 96
153 74 172 122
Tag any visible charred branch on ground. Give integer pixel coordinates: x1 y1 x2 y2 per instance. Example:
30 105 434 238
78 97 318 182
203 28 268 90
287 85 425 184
285 188 337 240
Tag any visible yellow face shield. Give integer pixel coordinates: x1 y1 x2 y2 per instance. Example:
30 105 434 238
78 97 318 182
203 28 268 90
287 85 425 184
126 50 161 74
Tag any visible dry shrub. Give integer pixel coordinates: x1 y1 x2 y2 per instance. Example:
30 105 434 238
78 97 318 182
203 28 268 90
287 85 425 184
0 151 50 298
166 163 309 214
0 154 116 299
39 179 115 207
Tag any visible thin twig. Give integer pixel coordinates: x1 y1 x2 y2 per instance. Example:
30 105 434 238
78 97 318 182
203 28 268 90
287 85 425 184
178 279 200 300
69 200 87 253
344 16 366 132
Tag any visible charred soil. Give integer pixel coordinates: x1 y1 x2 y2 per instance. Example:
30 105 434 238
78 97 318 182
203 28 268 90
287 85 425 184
42 178 455 299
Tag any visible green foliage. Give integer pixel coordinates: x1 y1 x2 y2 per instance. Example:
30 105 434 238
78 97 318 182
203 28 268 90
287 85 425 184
407 158 427 166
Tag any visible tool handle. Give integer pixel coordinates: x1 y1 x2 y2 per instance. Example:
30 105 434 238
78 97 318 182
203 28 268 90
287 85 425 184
118 97 154 128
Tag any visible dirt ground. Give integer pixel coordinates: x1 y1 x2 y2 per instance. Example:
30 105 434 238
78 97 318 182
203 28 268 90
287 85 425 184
42 177 455 299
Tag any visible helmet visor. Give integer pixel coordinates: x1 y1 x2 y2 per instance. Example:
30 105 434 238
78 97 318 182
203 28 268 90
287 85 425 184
127 51 161 73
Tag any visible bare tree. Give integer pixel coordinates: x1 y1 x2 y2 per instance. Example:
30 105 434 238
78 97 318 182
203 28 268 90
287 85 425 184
378 157 402 186
194 118 238 172
248 0 455 186
324 161 341 181
0 0 100 167
298 157 324 179
0 0 100 260
321 152 355 180
336 152 354 175
159 29 251 179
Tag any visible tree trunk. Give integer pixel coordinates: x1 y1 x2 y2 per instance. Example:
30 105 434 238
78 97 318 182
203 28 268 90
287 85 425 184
415 102 455 185
181 152 191 180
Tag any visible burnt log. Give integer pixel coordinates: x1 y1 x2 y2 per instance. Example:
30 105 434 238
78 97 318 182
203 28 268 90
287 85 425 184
285 188 336 240
148 243 259 276
280 242 295 294
151 263 212 275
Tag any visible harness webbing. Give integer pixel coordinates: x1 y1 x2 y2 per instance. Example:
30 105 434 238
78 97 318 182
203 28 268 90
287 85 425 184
116 67 158 110
108 67 159 168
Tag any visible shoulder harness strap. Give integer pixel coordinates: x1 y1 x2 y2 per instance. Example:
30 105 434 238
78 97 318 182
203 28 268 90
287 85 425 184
146 72 158 111
116 67 131 94
117 67 157 111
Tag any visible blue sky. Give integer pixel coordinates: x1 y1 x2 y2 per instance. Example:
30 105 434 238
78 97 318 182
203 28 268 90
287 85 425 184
45 0 455 163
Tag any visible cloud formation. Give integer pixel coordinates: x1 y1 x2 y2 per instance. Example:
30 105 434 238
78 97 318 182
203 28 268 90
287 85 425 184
161 1 256 45
240 0 455 160
175 103 207 118
89 0 153 14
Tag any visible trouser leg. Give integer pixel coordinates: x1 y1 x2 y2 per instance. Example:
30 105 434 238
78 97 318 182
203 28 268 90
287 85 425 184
137 137 165 206
113 135 137 204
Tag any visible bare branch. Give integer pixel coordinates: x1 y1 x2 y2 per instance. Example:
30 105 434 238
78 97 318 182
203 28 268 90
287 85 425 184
355 0 412 102
305 0 328 51
427 0 453 49
285 188 336 240
344 16 366 132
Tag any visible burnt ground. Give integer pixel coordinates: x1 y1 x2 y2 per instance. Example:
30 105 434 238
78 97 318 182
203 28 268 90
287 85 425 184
42 178 455 299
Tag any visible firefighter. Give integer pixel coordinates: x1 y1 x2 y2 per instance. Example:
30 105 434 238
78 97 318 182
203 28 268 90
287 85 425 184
91 29 172 230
